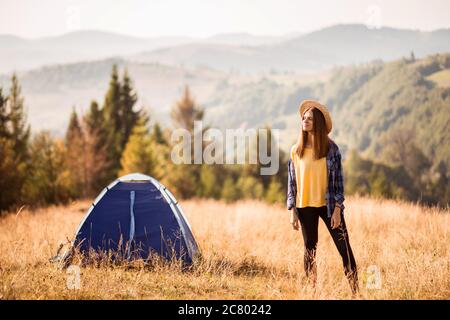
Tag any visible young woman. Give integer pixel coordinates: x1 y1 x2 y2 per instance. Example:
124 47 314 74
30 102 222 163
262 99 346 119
287 99 358 295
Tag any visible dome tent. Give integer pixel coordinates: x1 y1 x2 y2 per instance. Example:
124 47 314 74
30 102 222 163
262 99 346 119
58 173 199 266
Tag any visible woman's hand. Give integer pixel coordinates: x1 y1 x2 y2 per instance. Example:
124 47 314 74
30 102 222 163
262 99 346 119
290 209 299 231
331 206 342 229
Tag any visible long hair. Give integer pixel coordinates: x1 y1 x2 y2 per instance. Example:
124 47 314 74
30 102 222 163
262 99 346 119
294 107 330 160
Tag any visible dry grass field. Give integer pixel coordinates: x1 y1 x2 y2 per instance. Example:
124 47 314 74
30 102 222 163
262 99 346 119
0 196 449 300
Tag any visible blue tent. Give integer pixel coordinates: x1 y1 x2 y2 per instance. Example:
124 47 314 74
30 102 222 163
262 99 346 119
70 173 199 264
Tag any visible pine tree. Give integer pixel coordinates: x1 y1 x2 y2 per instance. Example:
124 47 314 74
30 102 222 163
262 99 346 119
84 101 104 135
170 85 204 132
120 111 170 179
102 64 123 181
119 114 153 175
150 122 167 145
119 68 139 150
83 101 109 196
0 88 9 138
8 74 30 162
0 137 23 211
0 75 31 209
102 65 141 181
23 132 70 205
168 85 208 198
65 108 86 197
65 108 83 146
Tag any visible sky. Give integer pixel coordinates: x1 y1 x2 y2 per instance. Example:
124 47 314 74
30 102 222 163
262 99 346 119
1 0 450 39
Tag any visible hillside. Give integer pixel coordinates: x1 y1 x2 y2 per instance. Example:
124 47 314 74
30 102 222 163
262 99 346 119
0 57 327 135
331 54 450 169
0 58 230 135
205 53 450 172
1 50 448 171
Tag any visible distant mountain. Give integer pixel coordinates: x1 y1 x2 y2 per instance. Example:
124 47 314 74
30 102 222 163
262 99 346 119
204 32 300 46
3 24 450 75
282 24 450 63
0 30 298 74
130 43 264 72
0 30 194 74
133 24 450 73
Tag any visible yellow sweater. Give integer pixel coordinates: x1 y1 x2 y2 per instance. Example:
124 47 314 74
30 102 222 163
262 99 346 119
290 145 328 208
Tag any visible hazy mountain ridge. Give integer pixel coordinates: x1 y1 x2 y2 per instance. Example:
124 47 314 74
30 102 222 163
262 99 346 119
3 24 450 74
0 29 299 74
133 24 450 72
0 30 195 74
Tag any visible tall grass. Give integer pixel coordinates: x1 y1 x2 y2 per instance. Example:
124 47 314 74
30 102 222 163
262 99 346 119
0 196 448 299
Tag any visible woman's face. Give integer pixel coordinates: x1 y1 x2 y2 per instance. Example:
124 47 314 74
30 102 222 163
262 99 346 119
302 109 314 132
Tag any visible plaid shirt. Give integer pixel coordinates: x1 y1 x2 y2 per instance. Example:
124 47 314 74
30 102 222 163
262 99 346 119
287 139 345 217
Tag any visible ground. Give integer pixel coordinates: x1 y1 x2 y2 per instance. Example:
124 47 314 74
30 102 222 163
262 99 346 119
0 196 449 299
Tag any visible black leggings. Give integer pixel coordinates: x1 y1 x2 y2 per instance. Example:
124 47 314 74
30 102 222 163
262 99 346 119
296 206 358 291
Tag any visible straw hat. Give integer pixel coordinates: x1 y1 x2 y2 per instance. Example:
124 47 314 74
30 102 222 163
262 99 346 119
299 100 332 134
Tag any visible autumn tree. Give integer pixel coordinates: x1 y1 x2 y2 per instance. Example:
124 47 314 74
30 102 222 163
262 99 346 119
168 85 207 198
265 177 284 204
83 100 109 195
381 128 430 178
22 132 70 205
101 65 140 182
64 108 86 197
101 65 122 181
0 88 8 138
221 176 239 203
120 112 162 178
0 75 30 211
119 69 139 149
170 85 204 132
0 137 23 212
8 74 30 163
